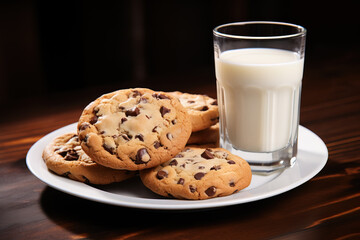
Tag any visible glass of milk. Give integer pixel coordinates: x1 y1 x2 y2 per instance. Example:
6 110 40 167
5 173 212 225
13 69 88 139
213 21 306 172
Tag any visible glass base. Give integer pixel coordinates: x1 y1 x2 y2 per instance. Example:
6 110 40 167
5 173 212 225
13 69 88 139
221 139 298 173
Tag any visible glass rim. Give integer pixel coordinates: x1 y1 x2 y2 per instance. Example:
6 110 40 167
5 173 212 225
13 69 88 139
213 21 306 40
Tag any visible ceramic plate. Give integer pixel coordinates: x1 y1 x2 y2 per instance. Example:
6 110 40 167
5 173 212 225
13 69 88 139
26 123 328 210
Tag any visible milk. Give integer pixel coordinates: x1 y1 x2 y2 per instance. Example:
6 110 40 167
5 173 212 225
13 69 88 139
215 48 304 152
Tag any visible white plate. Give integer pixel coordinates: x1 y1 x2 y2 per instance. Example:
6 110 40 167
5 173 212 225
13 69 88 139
26 123 328 210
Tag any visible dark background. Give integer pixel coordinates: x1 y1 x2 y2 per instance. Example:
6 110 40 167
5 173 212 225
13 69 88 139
0 0 359 116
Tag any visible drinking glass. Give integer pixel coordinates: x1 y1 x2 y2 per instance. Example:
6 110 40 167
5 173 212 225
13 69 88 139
213 21 306 172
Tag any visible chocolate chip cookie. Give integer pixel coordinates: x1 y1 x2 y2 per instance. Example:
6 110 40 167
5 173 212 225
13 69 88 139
42 133 136 184
168 91 219 132
140 147 251 200
77 88 192 170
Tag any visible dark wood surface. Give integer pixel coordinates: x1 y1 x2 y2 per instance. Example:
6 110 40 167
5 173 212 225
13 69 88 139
1 49 359 240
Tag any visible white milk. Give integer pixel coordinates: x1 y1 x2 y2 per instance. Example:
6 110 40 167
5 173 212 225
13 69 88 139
215 48 304 152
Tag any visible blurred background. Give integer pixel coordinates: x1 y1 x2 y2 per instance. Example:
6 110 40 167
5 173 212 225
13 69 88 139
0 0 359 119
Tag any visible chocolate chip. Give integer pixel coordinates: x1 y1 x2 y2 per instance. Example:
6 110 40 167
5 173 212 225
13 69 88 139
171 119 177 125
131 90 141 97
100 130 106 134
58 151 67 157
194 172 205 180
153 93 170 100
139 97 148 103
119 106 125 111
227 160 236 164
177 178 185 185
145 115 151 119
160 106 171 117
89 115 98 124
64 150 79 161
198 166 205 169
229 181 235 187
201 149 214 159
125 107 140 117
135 134 144 142
187 100 195 104
175 153 183 158
152 126 158 133
62 171 71 177
169 159 178 166
121 117 128 123
189 185 197 193
156 170 168 180
167 133 173 140
153 141 161 149
180 163 186 168
205 186 216 196
64 153 79 161
211 100 218 105
103 144 115 154
122 134 131 141
210 165 221 171
201 106 209 111
135 148 150 164
79 123 89 131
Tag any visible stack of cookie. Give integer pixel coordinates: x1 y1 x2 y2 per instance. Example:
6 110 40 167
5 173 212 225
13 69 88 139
169 91 220 148
43 88 251 200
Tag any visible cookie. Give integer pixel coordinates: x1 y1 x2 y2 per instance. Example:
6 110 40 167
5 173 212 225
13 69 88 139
140 147 251 200
77 88 192 171
187 123 219 146
42 133 136 185
168 91 219 132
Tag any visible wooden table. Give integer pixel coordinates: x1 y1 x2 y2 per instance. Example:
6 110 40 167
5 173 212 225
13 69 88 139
1 49 359 240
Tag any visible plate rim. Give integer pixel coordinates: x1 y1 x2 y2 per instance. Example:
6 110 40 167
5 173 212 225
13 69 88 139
26 123 328 210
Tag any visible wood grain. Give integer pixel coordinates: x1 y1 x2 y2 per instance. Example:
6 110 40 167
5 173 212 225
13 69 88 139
1 52 359 240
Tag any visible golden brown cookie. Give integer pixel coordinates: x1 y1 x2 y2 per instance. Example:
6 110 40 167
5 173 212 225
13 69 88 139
140 147 251 200
77 88 192 171
168 91 219 132
42 133 136 184
187 123 219 146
